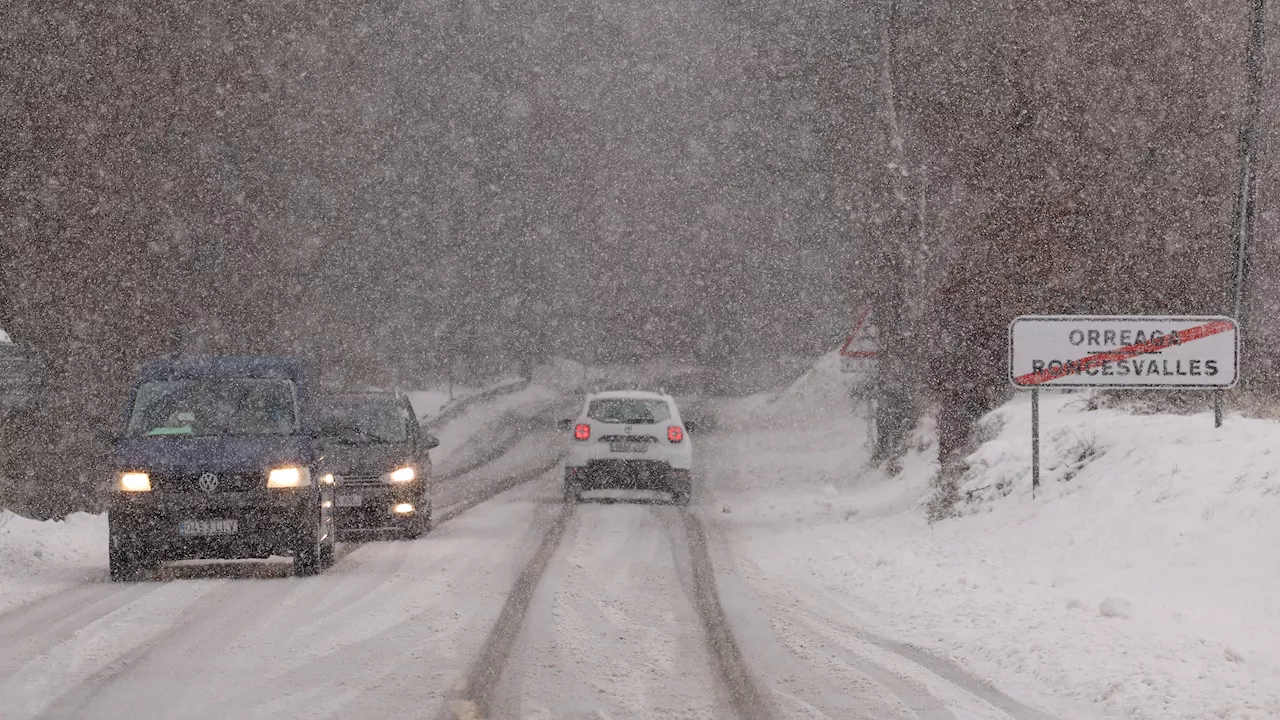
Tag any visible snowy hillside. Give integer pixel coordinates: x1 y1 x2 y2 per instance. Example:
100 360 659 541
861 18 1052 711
706 354 1280 720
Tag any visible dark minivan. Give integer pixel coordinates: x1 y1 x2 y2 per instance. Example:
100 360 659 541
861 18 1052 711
319 392 437 540
108 356 336 581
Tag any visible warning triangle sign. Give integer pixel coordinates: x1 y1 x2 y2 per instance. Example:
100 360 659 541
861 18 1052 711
840 308 879 359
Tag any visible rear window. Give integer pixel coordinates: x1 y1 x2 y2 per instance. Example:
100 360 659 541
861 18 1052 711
126 378 299 438
586 398 672 424
319 397 409 444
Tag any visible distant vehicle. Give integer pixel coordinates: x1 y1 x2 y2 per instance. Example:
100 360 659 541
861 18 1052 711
319 392 438 540
107 356 336 581
559 390 695 505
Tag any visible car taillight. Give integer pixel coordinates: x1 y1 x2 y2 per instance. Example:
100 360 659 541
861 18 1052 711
668 425 684 443
574 423 591 441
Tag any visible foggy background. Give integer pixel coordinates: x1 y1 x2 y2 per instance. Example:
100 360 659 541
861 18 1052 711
3 0 1280 514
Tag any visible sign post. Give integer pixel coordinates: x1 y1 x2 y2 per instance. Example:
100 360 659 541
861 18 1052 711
1031 387 1040 495
1009 315 1239 492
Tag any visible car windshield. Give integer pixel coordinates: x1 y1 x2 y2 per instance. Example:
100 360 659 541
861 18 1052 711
587 398 671 424
319 397 408 444
125 378 299 438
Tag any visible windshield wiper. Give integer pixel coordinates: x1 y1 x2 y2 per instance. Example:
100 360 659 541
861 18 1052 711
333 423 393 444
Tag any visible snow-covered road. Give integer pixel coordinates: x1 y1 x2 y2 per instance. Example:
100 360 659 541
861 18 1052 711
0 467 562 720
492 502 732 720
0 416 1069 720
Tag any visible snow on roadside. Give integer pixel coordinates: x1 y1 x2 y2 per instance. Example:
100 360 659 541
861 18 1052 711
0 511 107 613
430 384 561 469
709 354 1280 720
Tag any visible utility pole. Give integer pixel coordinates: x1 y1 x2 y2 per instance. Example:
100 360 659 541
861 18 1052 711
1231 0 1267 384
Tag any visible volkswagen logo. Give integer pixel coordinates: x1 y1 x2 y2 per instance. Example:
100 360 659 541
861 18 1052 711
197 473 219 493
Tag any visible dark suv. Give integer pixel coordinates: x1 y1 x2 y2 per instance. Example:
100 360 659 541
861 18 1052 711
319 392 437 540
107 356 336 581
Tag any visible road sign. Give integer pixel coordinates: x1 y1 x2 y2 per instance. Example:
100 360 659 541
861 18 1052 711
840 308 878 374
1009 315 1238 389
0 341 34 414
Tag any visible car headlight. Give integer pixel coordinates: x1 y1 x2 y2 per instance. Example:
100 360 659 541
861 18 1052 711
267 467 312 488
387 466 415 483
118 472 151 492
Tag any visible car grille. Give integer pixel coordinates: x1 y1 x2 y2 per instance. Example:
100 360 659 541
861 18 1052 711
334 473 384 487
151 471 263 493
597 435 659 444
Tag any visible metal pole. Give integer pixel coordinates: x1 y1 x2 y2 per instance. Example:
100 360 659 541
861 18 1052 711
1231 0 1266 381
1031 388 1040 496
1215 390 1224 428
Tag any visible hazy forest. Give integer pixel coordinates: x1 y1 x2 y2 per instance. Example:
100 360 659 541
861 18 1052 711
3 1 1279 515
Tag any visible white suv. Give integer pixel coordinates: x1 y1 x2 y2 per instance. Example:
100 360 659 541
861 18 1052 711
560 390 695 504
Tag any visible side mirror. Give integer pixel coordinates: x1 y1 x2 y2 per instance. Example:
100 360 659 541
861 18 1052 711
556 419 574 431
423 434 440 450
684 420 698 434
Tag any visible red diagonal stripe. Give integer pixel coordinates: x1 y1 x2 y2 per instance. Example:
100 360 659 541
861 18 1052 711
1013 320 1235 386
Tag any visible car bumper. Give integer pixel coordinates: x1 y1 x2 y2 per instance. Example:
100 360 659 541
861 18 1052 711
566 446 692 472
333 482 426 535
569 461 690 492
108 489 317 561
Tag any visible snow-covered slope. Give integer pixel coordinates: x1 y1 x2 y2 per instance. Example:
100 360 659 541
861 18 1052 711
707 354 1280 720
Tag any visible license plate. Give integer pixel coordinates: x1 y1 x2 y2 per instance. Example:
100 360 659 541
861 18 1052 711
336 493 363 507
178 519 238 536
610 442 649 453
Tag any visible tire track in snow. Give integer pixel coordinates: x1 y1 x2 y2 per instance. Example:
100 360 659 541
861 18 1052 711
435 453 565 526
447 500 574 719
33 580 285 720
0 583 159 680
695 503 1061 720
669 506 779 720
494 501 736 720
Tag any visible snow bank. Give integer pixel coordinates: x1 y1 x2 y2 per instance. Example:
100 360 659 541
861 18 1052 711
710 355 1280 720
404 376 527 424
404 389 452 423
0 511 107 613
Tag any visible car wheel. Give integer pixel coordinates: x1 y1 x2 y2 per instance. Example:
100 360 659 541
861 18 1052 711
108 517 156 582
108 542 153 582
319 529 336 569
563 482 581 504
293 515 325 577
403 508 430 540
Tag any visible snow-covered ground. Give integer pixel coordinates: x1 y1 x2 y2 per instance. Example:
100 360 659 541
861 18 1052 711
705 352 1280 720
0 479 562 720
0 511 107 614
495 504 730 719
5 348 1278 719
404 376 525 424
